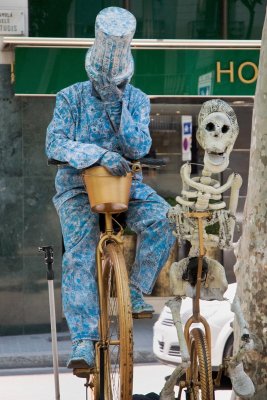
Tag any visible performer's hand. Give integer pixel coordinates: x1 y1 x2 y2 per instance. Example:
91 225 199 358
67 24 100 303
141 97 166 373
93 78 123 103
99 151 131 176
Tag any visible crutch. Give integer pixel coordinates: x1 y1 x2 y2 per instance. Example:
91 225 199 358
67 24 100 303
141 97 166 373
39 245 60 400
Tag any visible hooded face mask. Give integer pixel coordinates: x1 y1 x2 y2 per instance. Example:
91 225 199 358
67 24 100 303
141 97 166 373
85 7 136 86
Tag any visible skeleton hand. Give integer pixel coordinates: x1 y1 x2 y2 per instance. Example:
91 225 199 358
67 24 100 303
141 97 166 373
180 162 191 184
217 209 235 248
167 204 182 223
168 205 187 243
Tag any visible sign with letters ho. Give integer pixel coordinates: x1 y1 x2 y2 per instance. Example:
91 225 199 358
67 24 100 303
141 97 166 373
14 47 260 95
0 10 25 35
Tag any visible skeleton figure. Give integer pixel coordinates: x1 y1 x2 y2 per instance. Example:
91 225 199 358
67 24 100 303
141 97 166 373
160 100 255 400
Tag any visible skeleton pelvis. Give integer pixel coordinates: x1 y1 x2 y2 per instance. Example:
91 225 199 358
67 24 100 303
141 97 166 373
170 256 228 301
182 256 208 286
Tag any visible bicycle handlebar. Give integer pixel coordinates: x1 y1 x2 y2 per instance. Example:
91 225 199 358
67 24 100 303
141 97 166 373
47 157 166 169
47 159 68 166
138 158 166 168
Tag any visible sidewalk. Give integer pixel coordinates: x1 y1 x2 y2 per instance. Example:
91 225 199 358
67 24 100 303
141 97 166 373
0 298 168 370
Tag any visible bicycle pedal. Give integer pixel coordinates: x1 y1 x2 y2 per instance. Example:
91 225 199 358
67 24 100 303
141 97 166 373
132 311 153 319
73 367 95 379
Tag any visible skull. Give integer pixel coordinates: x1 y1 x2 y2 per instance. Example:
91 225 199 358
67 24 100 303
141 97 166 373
197 99 239 173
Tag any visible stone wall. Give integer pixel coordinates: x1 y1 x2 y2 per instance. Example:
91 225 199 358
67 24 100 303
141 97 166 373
0 64 62 334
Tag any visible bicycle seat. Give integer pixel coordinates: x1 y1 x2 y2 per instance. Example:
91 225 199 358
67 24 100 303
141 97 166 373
73 367 95 379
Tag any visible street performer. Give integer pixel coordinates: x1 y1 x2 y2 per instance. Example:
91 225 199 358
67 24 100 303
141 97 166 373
46 7 174 369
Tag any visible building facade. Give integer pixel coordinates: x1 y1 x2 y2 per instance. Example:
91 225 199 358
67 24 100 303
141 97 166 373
0 0 265 334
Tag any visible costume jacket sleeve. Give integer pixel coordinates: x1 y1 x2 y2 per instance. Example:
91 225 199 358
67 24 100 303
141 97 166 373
116 91 152 160
46 91 107 169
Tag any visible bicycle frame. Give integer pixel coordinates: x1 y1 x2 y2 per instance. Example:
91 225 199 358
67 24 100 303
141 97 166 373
183 212 212 376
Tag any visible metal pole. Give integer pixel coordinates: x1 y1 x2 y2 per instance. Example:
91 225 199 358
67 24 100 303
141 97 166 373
48 280 60 400
39 246 60 400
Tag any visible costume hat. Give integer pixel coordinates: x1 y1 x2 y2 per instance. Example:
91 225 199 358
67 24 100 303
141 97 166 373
85 7 136 85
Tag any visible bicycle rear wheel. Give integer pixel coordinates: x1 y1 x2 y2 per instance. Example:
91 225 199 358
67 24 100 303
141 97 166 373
188 328 214 400
99 241 133 400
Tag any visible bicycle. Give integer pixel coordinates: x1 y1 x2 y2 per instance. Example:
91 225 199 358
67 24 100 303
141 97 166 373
163 206 243 400
162 210 216 400
181 211 214 400
48 157 165 400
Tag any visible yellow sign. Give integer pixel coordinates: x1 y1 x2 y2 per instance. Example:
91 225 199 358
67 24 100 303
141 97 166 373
216 61 258 84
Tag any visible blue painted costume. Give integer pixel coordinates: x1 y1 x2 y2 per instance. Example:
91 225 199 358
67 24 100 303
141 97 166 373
46 7 174 366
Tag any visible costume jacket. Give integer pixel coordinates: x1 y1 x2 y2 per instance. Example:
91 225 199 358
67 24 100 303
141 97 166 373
46 80 155 209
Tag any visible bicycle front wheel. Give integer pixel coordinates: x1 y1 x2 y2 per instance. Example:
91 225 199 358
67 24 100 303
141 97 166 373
100 241 133 400
188 328 214 400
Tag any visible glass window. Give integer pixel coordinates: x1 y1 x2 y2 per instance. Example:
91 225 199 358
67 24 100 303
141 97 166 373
29 0 123 37
29 0 266 39
228 0 265 39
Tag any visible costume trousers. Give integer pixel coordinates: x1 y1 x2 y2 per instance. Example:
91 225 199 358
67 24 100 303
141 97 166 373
58 191 175 341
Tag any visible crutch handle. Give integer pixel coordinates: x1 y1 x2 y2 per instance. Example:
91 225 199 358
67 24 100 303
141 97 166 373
38 246 54 280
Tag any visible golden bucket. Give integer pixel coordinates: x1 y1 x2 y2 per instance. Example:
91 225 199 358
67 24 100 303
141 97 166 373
82 166 132 213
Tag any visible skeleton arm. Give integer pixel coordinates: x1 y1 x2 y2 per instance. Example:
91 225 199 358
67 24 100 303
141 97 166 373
160 298 190 400
175 163 196 207
160 363 188 400
166 298 190 362
212 174 242 247
229 174 242 214
231 293 249 339
224 293 256 399
228 173 242 241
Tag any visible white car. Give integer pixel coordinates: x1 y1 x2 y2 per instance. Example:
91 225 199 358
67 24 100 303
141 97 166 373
153 283 236 369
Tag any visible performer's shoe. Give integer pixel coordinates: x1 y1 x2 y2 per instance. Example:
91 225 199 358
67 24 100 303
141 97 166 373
228 362 255 399
130 284 154 318
67 339 95 369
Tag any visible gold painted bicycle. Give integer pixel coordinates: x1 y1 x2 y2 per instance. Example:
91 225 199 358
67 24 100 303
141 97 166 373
173 210 232 399
165 211 215 400
81 164 134 400
182 212 214 400
49 158 165 400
